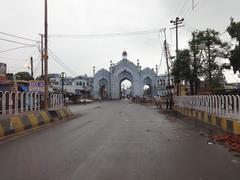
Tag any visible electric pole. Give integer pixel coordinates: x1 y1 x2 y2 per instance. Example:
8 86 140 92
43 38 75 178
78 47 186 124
61 72 64 95
44 0 49 110
30 57 33 77
163 29 172 109
170 17 184 96
170 17 184 62
40 34 44 77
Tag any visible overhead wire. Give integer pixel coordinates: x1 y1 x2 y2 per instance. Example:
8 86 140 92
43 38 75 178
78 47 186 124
0 43 38 54
48 49 78 76
49 28 166 39
177 0 189 17
0 37 37 46
0 31 39 43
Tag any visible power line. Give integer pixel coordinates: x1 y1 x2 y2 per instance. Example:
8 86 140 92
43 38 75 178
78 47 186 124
0 56 28 61
178 0 189 17
0 37 37 46
48 53 77 77
0 44 38 54
49 28 166 38
48 49 78 76
0 31 39 42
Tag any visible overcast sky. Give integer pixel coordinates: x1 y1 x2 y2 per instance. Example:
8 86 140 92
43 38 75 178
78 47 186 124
0 0 240 82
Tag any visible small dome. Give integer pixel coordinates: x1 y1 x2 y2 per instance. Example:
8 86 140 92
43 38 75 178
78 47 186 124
122 51 128 57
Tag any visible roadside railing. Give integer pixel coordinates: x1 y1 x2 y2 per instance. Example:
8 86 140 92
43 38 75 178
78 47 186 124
0 91 64 117
0 91 40 115
175 95 240 119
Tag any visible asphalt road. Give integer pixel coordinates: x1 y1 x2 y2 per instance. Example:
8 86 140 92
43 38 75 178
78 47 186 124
0 100 239 180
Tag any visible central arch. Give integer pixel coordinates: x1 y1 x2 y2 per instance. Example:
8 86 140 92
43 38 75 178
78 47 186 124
120 79 132 99
118 70 133 99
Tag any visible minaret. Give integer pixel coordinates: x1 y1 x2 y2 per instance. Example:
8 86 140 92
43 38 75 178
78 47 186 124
137 59 141 72
93 66 95 76
122 51 128 59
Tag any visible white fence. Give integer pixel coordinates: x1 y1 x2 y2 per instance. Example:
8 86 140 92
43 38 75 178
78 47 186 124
175 95 240 119
49 93 64 110
0 91 63 116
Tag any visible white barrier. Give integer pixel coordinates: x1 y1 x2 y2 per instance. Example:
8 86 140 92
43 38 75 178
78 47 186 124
0 91 40 115
0 91 63 115
49 93 64 110
175 95 240 119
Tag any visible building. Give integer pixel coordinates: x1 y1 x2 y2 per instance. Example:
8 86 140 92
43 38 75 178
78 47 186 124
49 74 93 98
93 51 173 100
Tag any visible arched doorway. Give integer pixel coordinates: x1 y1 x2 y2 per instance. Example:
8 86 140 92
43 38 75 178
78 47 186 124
118 70 133 99
143 76 153 97
143 84 151 96
99 78 108 100
120 79 132 99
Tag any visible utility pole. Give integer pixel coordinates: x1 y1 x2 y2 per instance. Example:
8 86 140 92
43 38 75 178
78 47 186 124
40 34 44 77
163 29 172 109
61 72 64 95
30 57 33 77
170 17 184 96
44 0 49 110
170 17 184 62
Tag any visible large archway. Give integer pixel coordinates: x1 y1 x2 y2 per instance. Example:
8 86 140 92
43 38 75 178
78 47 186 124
93 51 166 100
99 78 108 100
118 70 133 99
143 84 151 96
120 79 132 99
143 76 153 97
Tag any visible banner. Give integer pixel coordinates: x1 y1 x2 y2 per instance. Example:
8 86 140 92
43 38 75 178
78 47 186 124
29 80 45 93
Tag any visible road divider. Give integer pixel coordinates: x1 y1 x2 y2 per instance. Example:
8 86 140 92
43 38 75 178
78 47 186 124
0 108 73 139
174 106 240 135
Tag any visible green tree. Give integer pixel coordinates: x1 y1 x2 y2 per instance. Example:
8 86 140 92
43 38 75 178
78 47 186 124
188 29 229 93
171 49 193 94
15 71 34 81
227 18 240 73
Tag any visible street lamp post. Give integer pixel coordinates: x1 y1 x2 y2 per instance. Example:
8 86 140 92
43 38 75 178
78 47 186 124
60 72 67 96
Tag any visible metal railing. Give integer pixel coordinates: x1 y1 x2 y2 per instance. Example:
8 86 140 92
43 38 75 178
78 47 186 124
0 91 64 116
175 95 240 119
0 91 40 115
49 93 64 110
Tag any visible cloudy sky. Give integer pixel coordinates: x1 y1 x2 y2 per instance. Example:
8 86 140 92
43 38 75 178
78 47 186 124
0 0 240 82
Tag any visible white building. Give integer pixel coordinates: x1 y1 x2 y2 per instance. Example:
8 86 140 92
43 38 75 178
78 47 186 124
49 74 93 97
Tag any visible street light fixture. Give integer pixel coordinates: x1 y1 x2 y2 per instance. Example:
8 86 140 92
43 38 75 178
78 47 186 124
60 72 67 96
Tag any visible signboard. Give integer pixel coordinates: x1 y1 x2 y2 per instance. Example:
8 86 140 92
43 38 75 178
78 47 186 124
0 63 6 74
0 74 6 81
29 80 45 93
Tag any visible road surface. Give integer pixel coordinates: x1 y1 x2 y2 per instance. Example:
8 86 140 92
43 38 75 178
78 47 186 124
0 100 239 180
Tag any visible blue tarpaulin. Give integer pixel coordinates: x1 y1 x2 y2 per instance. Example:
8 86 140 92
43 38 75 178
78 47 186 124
20 85 28 91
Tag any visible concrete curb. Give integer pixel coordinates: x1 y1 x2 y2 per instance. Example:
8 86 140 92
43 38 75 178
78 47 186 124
174 106 240 135
0 108 73 139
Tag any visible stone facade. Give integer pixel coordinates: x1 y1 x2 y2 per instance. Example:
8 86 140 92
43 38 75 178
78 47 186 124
93 51 170 100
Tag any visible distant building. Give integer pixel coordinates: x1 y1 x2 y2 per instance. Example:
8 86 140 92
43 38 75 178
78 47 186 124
49 74 93 98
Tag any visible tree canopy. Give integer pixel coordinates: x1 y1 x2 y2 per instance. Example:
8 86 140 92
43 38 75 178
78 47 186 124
227 18 240 74
15 71 34 81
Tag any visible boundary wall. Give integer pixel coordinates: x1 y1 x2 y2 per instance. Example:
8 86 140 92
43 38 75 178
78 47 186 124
174 95 240 134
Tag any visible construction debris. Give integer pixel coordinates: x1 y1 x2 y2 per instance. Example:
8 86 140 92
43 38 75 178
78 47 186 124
209 133 240 153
